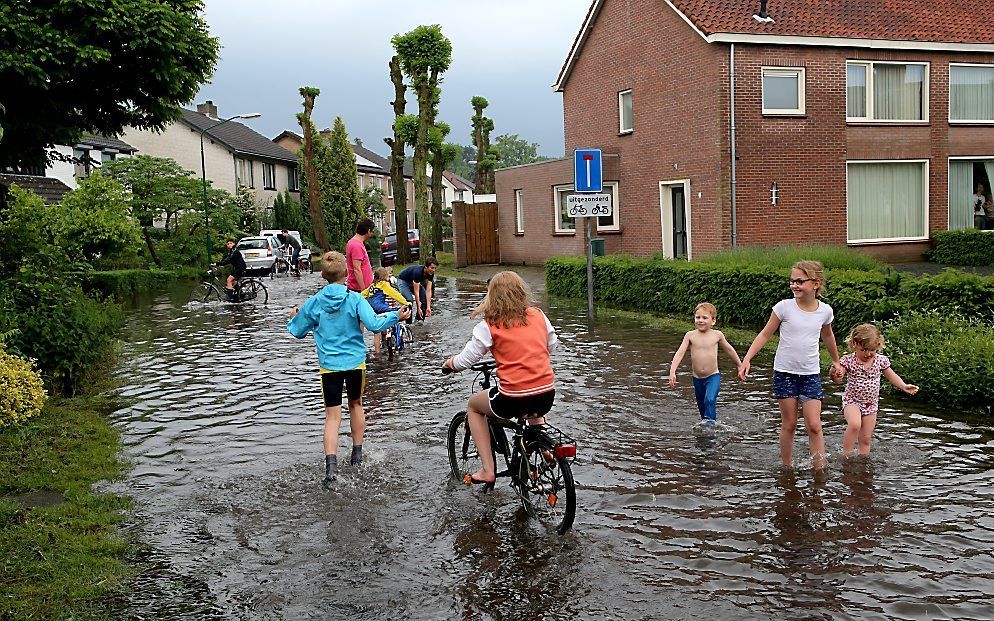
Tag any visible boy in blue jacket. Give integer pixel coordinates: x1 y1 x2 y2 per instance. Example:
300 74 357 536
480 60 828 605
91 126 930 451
288 251 411 489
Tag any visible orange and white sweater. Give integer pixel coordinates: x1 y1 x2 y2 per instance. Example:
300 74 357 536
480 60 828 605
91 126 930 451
451 307 557 397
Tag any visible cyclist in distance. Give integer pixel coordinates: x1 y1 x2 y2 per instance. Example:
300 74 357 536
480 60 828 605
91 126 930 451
441 271 558 484
214 238 246 301
277 229 302 275
396 256 438 320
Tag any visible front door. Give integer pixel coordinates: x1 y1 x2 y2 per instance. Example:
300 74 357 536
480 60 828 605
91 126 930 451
671 187 688 259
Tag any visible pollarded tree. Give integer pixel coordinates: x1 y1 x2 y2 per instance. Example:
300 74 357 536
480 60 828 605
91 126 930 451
325 117 361 247
384 55 412 263
0 0 219 170
391 25 452 251
428 123 458 254
471 96 499 193
297 87 330 251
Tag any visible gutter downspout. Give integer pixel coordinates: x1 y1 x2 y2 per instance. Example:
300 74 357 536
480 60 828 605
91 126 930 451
729 43 738 249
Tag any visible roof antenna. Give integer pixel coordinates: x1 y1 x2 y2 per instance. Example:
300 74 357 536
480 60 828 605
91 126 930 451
753 0 775 23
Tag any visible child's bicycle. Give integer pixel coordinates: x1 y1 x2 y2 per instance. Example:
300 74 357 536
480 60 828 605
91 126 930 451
443 361 577 535
188 268 269 304
383 311 413 359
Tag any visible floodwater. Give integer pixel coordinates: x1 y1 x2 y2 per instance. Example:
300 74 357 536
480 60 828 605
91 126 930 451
103 273 994 620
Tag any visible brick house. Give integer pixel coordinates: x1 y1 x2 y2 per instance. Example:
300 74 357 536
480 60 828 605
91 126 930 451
496 0 994 264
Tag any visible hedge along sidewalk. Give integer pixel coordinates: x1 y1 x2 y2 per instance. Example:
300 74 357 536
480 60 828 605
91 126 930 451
86 267 202 299
925 229 994 267
0 393 129 619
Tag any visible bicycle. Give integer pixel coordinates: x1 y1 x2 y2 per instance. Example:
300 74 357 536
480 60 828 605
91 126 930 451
383 311 413 359
271 250 311 278
188 268 269 304
444 361 577 534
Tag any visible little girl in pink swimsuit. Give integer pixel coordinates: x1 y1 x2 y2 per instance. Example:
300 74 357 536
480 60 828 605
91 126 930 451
833 324 919 456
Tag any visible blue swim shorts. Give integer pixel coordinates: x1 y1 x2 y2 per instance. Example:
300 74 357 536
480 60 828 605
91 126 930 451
772 371 823 402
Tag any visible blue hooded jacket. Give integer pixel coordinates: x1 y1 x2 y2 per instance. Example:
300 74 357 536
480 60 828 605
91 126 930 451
287 283 399 371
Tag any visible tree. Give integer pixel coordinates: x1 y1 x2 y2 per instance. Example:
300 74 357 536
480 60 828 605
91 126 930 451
385 55 412 263
392 25 452 253
0 0 219 170
359 185 387 230
50 173 143 263
273 191 305 232
471 96 499 193
297 87 330 251
325 117 362 247
448 144 478 182
494 133 551 168
428 123 458 253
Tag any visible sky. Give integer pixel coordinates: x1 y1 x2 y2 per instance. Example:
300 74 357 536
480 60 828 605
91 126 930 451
195 0 590 158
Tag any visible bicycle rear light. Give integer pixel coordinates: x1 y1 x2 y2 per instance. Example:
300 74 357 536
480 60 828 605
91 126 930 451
548 493 558 507
553 444 576 459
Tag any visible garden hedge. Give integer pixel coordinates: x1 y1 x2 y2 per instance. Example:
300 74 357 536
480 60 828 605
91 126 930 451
926 230 994 266
86 268 200 299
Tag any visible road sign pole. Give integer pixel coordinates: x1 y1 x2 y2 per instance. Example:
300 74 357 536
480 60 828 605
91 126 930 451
586 217 594 320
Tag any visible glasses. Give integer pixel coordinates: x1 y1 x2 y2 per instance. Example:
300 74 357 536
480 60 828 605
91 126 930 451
789 278 816 286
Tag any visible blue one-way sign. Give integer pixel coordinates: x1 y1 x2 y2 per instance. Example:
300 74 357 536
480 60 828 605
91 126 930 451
574 148 602 193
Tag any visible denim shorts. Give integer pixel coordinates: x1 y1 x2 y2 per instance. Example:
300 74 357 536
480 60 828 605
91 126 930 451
773 371 823 402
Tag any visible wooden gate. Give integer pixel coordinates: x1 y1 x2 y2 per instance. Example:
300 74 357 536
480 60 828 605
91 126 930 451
464 202 500 265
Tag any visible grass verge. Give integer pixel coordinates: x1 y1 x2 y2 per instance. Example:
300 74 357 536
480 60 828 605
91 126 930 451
0 392 129 620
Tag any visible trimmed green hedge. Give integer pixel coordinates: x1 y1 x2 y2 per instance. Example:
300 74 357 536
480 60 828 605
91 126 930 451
926 230 994 266
85 268 200 299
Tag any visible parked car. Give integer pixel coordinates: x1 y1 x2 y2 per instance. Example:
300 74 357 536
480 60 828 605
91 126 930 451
380 229 420 267
235 236 280 273
259 229 313 264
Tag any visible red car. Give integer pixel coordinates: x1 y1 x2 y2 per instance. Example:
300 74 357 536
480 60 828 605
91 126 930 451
380 229 420 266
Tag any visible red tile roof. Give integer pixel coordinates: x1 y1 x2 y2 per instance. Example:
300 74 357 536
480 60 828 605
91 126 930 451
673 0 994 44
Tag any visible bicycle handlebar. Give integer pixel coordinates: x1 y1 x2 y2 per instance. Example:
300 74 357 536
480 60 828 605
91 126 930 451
441 360 495 375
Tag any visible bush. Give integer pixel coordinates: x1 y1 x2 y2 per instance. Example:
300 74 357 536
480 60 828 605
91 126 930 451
0 347 47 428
49 173 143 262
86 268 195 299
696 245 885 272
900 269 994 318
883 313 994 413
926 230 994 266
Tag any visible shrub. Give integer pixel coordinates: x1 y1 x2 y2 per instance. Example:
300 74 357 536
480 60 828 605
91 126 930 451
85 269 194 299
900 269 994 318
926 230 994 266
0 346 47 428
696 245 885 272
882 313 994 413
49 173 143 262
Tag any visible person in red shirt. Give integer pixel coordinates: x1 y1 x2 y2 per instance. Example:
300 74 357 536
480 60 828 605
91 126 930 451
345 218 375 292
442 271 558 484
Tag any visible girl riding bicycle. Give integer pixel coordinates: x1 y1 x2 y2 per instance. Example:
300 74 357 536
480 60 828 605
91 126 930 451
363 267 409 356
442 271 558 485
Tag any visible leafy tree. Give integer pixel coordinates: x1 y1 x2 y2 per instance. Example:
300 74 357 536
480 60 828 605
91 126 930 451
385 55 412 263
494 133 551 168
297 87 330 251
50 173 143 263
0 185 56 279
0 0 219 170
273 191 305 232
447 144 478 182
471 96 499 193
392 25 452 251
325 117 361 247
234 185 261 234
359 185 387 230
428 122 458 253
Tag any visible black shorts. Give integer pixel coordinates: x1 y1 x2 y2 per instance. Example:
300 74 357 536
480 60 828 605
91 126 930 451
230 267 245 279
488 387 554 420
321 369 365 406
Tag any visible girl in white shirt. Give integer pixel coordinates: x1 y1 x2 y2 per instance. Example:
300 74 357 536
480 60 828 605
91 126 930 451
739 261 842 470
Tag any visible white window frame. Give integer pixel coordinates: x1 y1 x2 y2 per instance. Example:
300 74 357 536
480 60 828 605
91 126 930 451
387 176 393 199
761 67 806 115
514 189 524 234
553 182 620 234
288 166 299 191
618 89 633 134
262 162 276 190
846 60 930 124
949 63 994 124
845 159 930 244
948 156 994 231
237 158 254 188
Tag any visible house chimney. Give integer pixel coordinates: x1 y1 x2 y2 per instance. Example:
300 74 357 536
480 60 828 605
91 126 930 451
753 0 775 23
197 100 219 119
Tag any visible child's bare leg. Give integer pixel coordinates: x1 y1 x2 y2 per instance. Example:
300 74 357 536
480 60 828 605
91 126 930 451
323 405 343 456
466 389 496 482
858 414 877 455
800 399 826 470
842 405 862 454
778 398 799 466
347 397 364 464
373 332 381 356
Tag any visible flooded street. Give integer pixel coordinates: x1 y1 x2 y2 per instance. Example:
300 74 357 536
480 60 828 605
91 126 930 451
104 273 994 620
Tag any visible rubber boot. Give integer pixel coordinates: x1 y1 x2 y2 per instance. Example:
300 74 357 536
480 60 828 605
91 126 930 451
224 287 235 302
350 444 362 466
322 454 337 490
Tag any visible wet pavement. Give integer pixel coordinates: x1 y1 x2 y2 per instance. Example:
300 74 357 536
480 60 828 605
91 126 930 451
102 271 994 620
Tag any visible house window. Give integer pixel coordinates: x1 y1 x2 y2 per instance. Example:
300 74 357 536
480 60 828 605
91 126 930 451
847 160 928 243
762 67 805 115
846 61 928 122
514 189 524 233
100 151 116 163
262 163 276 190
618 90 633 133
387 177 393 199
554 182 620 233
950 64 994 122
237 158 254 188
948 158 994 231
358 174 364 188
288 166 299 191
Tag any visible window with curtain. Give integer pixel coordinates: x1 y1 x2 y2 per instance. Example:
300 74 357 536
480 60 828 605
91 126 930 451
762 67 805 115
847 62 927 121
618 90 633 133
554 185 577 233
237 159 253 188
948 159 994 230
950 65 994 122
847 161 927 242
515 189 525 233
262 162 276 189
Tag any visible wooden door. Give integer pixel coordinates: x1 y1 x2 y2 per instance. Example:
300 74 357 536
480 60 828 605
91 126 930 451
465 203 500 264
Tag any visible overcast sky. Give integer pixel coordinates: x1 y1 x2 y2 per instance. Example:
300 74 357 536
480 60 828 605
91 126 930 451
195 0 589 158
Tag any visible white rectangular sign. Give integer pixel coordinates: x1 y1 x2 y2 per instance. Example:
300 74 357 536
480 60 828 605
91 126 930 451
567 193 613 218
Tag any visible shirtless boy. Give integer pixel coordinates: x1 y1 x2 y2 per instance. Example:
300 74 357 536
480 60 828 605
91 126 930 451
669 302 743 422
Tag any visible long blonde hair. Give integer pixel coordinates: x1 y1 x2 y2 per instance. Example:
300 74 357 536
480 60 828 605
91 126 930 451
472 271 531 328
792 260 826 296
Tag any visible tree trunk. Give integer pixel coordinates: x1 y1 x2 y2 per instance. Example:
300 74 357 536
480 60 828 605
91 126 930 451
412 68 440 257
473 104 485 192
388 55 411 264
142 226 161 267
429 152 445 255
299 93 330 252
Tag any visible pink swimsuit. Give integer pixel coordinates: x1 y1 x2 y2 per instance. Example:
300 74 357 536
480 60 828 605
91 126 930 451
841 352 890 417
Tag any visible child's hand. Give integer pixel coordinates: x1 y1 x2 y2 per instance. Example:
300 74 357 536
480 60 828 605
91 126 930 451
903 384 920 395
398 306 412 321
738 361 750 381
289 306 299 319
669 371 677 387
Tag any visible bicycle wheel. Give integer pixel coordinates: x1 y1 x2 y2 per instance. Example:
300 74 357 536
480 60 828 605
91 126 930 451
521 433 576 535
240 279 269 304
188 282 220 304
401 324 413 348
385 330 395 359
446 411 494 482
297 258 311 273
